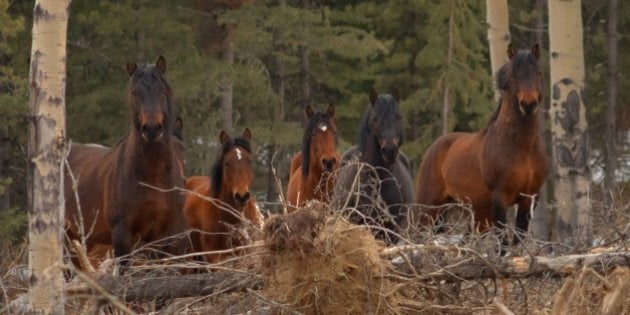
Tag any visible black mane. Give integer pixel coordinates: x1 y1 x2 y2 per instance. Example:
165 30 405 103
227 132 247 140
209 136 252 197
301 110 335 176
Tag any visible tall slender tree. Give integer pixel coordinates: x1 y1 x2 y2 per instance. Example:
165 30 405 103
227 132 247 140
548 0 592 248
605 0 618 198
485 0 510 102
27 0 70 312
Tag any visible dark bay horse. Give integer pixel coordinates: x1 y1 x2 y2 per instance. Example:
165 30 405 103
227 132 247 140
287 104 340 209
415 44 549 250
183 129 264 264
64 56 188 266
333 89 414 244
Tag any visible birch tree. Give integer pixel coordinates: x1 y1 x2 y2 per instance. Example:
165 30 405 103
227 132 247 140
27 0 70 313
485 0 510 102
547 0 591 249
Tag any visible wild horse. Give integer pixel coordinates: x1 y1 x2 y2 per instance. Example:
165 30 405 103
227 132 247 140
64 56 188 267
414 44 549 252
333 89 414 244
287 104 340 209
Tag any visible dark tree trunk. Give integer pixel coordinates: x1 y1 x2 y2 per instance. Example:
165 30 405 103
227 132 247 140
604 0 618 199
0 123 9 212
220 38 234 134
530 0 552 242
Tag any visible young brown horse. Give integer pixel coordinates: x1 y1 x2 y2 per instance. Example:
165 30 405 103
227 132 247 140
415 44 548 250
64 56 188 266
333 89 414 244
286 104 340 209
183 129 263 264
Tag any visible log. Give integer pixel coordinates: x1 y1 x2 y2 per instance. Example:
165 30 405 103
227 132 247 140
385 245 630 280
67 271 263 302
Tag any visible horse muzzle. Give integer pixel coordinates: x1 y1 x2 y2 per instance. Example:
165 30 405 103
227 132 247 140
233 191 251 207
141 123 165 141
321 157 337 173
518 100 538 115
381 145 399 164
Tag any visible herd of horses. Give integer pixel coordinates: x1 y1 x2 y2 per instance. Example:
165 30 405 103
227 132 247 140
63 43 548 270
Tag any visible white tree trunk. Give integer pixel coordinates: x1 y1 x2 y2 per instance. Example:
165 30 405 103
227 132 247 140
547 0 592 249
27 0 70 313
486 0 510 102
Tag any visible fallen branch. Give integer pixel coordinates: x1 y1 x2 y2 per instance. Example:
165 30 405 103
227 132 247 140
66 270 263 302
386 245 630 280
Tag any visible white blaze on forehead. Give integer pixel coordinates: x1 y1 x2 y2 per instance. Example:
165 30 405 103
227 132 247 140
318 123 327 132
235 148 243 160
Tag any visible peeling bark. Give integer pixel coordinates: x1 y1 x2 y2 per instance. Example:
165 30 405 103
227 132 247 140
548 0 591 250
27 0 70 313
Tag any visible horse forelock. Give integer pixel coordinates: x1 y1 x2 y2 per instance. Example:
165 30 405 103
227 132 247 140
301 111 335 176
497 49 540 92
210 136 252 197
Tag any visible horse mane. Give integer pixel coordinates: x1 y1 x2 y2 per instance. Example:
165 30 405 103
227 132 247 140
209 136 252 198
357 104 373 153
301 110 335 176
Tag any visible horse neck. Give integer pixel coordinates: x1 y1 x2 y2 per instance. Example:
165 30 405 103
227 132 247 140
123 129 178 183
493 96 541 149
214 179 245 225
359 134 387 167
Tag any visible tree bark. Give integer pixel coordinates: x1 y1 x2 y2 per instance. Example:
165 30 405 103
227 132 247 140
0 123 9 212
530 0 552 242
441 1 454 135
27 0 70 313
486 0 510 102
220 38 234 134
604 0 618 198
547 0 591 250
299 44 311 113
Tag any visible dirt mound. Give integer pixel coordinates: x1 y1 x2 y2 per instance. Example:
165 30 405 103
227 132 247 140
262 201 399 314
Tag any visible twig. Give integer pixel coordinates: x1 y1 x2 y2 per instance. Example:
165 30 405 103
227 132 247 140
70 267 136 315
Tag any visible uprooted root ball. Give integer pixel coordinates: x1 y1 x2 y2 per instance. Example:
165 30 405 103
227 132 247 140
262 205 400 314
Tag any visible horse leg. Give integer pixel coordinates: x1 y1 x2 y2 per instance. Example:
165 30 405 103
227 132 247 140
110 221 133 270
514 197 535 245
491 190 509 255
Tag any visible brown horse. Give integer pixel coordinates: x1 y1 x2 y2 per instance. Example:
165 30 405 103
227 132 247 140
64 56 188 267
287 104 339 209
183 129 263 264
415 44 548 250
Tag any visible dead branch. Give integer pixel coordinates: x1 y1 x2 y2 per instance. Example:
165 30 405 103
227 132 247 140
386 246 630 280
66 270 263 303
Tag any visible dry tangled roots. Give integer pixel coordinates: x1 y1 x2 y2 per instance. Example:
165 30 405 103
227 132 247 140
262 202 400 314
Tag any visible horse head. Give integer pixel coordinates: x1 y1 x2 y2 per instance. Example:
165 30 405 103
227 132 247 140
127 55 174 142
303 104 338 174
366 88 403 164
499 44 542 116
215 129 254 207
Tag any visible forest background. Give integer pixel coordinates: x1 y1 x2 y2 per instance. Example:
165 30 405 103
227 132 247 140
0 0 628 243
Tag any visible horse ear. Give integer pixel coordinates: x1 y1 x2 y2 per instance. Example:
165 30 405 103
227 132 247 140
390 87 400 102
326 103 335 117
126 61 137 76
507 43 517 59
174 117 183 132
531 44 540 60
305 105 314 118
156 55 167 73
219 130 229 144
243 128 252 141
368 88 378 105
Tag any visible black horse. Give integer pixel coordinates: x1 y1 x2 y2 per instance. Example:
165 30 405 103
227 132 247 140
333 89 414 244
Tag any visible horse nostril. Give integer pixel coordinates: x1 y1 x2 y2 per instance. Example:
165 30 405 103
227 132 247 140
234 192 250 205
321 158 337 171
